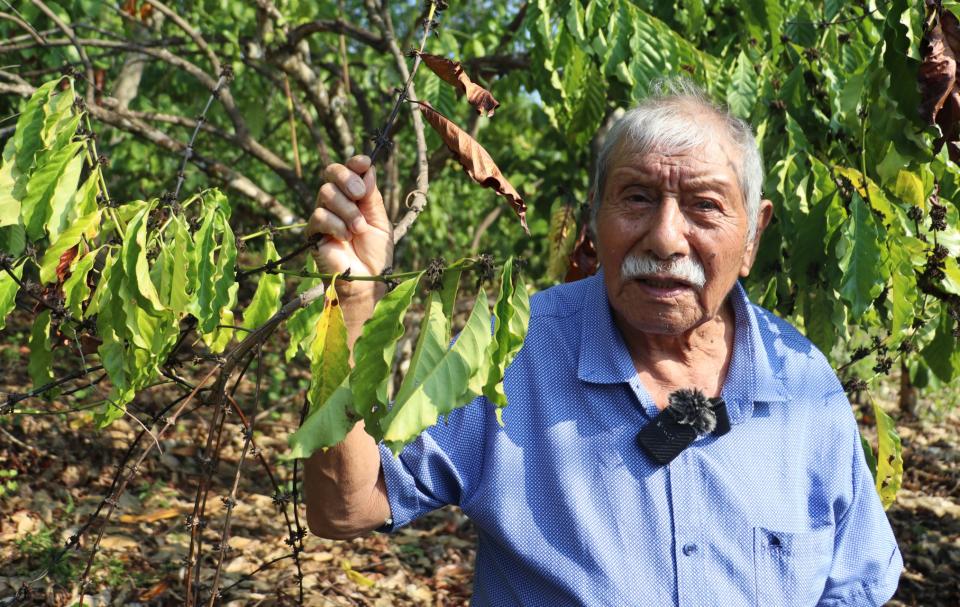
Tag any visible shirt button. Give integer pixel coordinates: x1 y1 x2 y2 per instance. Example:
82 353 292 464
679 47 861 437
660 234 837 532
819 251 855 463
682 543 698 556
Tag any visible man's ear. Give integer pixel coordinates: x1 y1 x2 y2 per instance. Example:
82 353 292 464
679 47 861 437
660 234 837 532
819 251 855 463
739 199 774 277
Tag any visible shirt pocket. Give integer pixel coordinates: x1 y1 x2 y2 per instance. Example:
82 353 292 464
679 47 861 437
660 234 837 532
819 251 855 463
753 525 834 607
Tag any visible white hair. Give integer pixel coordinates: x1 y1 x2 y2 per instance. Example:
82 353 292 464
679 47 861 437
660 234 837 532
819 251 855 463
590 79 764 240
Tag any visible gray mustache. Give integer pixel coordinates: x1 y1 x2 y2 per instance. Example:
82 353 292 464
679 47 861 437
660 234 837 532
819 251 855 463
621 254 706 289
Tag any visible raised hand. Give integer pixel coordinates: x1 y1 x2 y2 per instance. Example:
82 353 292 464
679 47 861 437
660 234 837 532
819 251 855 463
307 155 394 300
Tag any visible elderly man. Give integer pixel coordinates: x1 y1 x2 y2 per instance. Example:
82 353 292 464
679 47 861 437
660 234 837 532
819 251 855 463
303 83 903 606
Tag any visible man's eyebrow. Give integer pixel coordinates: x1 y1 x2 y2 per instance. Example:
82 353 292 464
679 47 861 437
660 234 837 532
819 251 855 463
680 175 735 191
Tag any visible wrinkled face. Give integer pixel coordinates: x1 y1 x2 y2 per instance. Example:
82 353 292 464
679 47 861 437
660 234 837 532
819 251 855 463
595 134 769 337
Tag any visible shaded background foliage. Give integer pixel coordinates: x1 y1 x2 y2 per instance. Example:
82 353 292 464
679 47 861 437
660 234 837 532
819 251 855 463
1 0 960 603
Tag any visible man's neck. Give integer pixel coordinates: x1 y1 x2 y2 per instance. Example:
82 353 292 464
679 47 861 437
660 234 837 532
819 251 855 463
617 299 737 410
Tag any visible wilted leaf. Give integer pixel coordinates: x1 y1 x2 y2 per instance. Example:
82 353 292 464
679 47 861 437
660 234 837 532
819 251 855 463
546 201 578 282
284 256 327 361
919 15 956 122
0 261 23 330
55 245 78 283
241 238 283 331
39 209 100 284
873 401 902 509
380 287 493 454
415 101 528 232
28 309 54 390
416 52 500 117
350 273 423 427
122 204 165 315
565 222 598 282
483 258 530 421
307 279 349 414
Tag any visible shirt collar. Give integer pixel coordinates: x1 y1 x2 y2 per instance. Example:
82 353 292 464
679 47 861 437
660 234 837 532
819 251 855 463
576 271 788 424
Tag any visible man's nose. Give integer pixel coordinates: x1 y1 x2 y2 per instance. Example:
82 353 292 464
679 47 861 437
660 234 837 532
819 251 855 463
644 197 690 259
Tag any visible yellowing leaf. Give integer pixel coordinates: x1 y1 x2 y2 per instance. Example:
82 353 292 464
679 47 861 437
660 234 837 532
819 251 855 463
307 279 349 413
241 238 283 331
39 209 101 284
0 261 23 330
872 402 903 510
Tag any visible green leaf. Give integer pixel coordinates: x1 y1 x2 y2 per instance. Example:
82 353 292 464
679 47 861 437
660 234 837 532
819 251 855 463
726 50 758 119
922 310 960 383
888 241 918 338
241 238 283 331
9 80 59 179
872 402 902 510
202 303 237 354
0 225 26 256
860 432 878 484
63 247 98 318
891 170 925 209
0 162 20 228
836 194 885 317
546 201 577 282
287 379 355 458
0 261 23 330
20 141 85 241
44 151 84 242
71 169 100 219
284 257 327 361
192 208 221 332
28 309 54 390
349 274 423 424
307 279 350 413
122 203 165 314
380 286 493 454
212 217 237 321
39 209 101 284
167 215 194 315
483 258 531 419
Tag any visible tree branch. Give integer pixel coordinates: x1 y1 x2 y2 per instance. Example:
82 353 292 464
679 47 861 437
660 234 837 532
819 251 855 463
366 0 430 243
286 18 386 52
142 0 221 74
30 0 96 105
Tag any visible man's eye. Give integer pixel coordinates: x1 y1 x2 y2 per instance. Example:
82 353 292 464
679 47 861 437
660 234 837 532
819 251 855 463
627 193 654 204
695 199 720 211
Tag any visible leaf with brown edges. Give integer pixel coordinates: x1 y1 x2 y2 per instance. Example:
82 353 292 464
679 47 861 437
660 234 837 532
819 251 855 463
417 52 500 117
415 100 527 232
919 14 957 124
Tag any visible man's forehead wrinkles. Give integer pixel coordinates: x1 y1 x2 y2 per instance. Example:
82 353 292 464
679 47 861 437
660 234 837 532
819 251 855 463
611 162 734 190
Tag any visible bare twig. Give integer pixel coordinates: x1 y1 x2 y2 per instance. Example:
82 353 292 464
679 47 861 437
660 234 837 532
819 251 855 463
143 0 221 74
365 0 435 242
173 70 230 202
29 0 96 105
282 74 303 178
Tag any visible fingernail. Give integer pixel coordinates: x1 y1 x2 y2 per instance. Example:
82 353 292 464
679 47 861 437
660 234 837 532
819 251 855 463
351 216 368 234
348 179 365 197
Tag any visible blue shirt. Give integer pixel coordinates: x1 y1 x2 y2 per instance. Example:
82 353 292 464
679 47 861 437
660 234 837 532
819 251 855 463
378 271 903 606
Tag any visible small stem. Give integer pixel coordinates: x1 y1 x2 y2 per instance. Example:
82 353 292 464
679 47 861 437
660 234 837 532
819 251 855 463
368 0 438 164
239 222 307 241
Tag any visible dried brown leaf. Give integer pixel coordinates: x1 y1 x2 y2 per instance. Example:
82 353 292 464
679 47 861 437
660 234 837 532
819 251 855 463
920 15 957 124
417 52 500 117
415 100 527 232
55 245 78 284
565 223 598 282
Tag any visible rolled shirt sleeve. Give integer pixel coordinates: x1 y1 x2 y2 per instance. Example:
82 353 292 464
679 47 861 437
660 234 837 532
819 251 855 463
377 396 488 531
